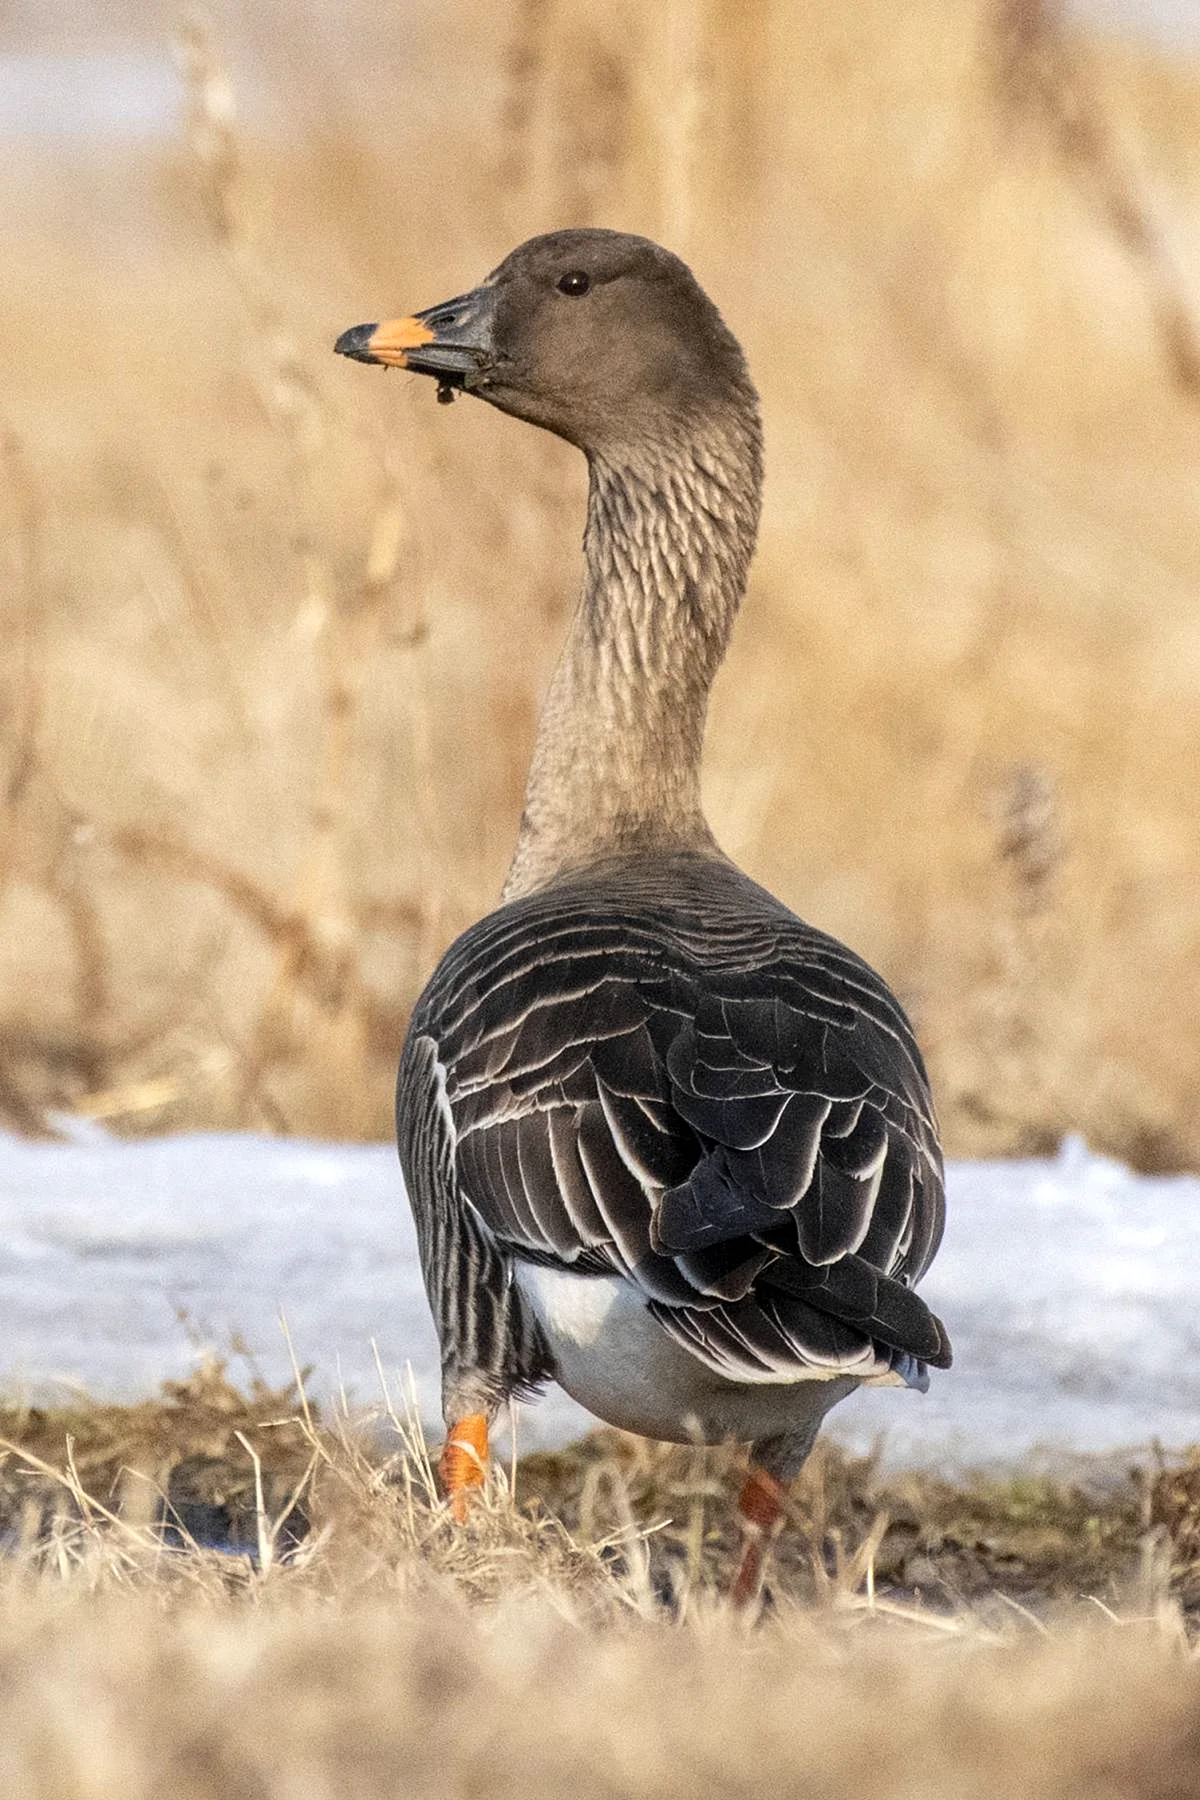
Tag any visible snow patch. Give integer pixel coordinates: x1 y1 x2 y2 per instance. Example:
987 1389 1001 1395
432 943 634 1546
1 1129 1197 1465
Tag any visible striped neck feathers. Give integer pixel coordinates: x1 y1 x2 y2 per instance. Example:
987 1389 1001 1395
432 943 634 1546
503 402 763 901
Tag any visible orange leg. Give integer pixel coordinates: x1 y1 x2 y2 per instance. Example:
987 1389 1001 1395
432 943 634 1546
439 1413 489 1522
730 1465 786 1609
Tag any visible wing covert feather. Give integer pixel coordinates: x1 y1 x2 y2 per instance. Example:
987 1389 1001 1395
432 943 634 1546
407 853 951 1379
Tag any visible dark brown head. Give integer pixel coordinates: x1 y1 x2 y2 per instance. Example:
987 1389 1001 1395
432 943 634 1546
335 229 758 456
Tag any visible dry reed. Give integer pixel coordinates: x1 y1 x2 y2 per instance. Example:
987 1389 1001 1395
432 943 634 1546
0 0 1197 1165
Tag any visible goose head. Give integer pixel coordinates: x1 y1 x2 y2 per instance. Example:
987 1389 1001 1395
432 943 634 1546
335 228 757 457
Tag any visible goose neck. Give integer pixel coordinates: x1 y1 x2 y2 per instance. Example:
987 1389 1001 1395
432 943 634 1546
502 413 762 900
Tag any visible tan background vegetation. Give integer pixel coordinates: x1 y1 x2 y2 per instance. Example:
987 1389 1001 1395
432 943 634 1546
2 0 1198 1163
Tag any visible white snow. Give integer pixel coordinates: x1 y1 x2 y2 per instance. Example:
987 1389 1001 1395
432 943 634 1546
1 1125 1197 1468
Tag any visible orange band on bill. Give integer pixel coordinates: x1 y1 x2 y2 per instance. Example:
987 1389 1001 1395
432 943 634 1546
440 1413 489 1521
367 315 436 368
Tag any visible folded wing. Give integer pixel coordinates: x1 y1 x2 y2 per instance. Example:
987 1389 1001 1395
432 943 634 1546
404 864 951 1388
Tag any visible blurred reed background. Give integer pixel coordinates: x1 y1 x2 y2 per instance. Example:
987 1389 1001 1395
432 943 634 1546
1 0 1198 1162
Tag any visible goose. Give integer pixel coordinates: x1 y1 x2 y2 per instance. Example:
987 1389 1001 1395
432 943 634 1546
336 230 951 1602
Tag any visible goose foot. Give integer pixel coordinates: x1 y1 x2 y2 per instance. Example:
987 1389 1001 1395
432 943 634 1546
730 1465 786 1609
439 1413 489 1522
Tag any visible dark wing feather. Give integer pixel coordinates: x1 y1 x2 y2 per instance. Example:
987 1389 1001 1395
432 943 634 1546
401 853 951 1386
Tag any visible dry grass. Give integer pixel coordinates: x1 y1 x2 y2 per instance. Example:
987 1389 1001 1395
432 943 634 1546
2 0 1199 1164
0 1370 1199 1797
3 1588 1200 1800
5 1359 1189 1614
3 1585 1199 1800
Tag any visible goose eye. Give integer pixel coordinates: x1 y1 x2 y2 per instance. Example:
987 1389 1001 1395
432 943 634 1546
557 271 591 296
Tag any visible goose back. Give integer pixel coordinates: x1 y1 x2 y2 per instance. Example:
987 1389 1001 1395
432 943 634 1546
398 850 949 1417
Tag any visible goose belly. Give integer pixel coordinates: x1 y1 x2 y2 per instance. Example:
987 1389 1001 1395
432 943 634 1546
512 1262 857 1445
